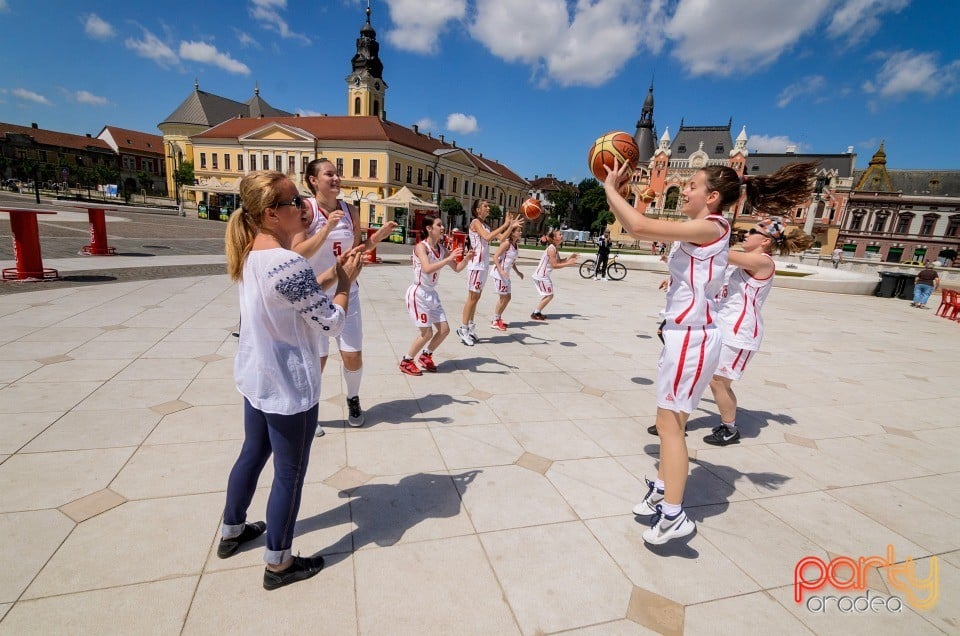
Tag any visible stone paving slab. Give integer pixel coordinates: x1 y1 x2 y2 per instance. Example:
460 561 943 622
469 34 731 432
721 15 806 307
0 243 957 634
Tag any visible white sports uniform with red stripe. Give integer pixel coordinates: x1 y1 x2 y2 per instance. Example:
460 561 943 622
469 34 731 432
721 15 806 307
466 220 490 292
405 241 448 327
304 198 362 355
657 215 730 413
490 241 519 295
532 244 556 296
714 256 774 380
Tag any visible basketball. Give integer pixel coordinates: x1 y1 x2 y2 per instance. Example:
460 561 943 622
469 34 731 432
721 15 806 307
639 186 657 204
588 131 640 182
520 197 543 220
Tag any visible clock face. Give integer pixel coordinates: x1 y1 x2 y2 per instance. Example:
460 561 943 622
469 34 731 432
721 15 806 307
354 77 360 87
374 81 380 90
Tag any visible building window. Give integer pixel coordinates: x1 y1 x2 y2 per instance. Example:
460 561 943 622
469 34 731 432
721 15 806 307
144 159 154 173
250 155 256 171
439 173 445 191
302 157 309 174
406 166 412 183
224 154 231 171
464 179 469 195
289 156 295 175
895 215 912 234
484 185 489 199
123 156 136 170
354 97 361 115
212 154 218 169
39 150 47 162
471 182 476 196
369 160 377 179
336 158 344 176
872 215 887 233
715 144 724 154
200 153 207 169
353 159 361 178
678 144 686 153
945 216 960 237
452 177 457 193
920 215 937 236
238 155 244 171
263 155 269 170
373 100 380 117
417 168 423 185
427 171 433 188
850 214 863 230
394 162 401 181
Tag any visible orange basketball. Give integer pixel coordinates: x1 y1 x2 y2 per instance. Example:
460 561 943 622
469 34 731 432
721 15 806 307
588 131 640 181
639 186 657 204
520 197 543 220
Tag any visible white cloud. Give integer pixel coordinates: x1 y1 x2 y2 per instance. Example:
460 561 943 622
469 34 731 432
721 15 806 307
777 75 826 107
446 113 478 134
297 108 327 116
235 30 260 48
75 90 109 105
125 28 178 67
414 117 438 131
84 14 115 40
0 0 9 12
748 134 807 153
827 0 909 45
862 50 960 98
666 0 829 76
470 0 667 87
250 0 310 44
384 0 466 54
12 88 51 105
179 41 251 75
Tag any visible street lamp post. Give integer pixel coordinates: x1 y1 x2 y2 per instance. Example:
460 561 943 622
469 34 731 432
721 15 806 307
168 142 184 216
803 175 827 236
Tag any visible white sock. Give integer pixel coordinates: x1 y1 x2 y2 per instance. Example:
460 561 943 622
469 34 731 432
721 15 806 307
661 501 682 518
492 314 500 321
723 420 737 431
654 478 665 492
344 367 362 399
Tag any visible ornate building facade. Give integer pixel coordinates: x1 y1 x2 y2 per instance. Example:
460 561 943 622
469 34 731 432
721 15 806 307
836 142 960 263
159 5 527 233
609 87 857 254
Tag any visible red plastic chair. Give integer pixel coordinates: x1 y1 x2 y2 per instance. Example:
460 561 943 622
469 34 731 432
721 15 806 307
935 289 953 317
949 290 960 321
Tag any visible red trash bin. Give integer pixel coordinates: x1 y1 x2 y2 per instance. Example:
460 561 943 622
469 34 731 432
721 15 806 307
451 230 466 262
364 227 382 264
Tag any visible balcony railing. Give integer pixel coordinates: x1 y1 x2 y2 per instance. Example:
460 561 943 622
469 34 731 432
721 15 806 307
840 228 957 241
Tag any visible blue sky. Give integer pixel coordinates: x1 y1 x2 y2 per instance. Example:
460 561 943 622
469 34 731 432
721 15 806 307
0 0 957 183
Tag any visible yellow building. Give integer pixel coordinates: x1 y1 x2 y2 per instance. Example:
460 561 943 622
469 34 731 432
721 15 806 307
158 5 527 234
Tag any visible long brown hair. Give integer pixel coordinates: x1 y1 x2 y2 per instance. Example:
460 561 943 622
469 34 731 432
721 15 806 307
225 170 287 281
303 157 332 194
701 162 818 215
770 229 815 256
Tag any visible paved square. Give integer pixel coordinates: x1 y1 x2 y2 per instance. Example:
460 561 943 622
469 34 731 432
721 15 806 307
0 250 956 634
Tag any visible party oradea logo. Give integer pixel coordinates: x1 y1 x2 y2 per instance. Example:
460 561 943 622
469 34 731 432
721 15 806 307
794 545 938 613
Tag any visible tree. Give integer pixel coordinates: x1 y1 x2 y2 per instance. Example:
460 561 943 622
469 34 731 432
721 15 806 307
137 171 154 193
488 203 502 226
576 178 608 231
546 184 577 228
591 210 615 233
175 161 195 189
440 196 465 229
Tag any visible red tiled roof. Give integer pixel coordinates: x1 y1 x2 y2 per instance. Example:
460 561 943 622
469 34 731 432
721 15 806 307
195 116 526 183
0 121 113 153
99 126 164 155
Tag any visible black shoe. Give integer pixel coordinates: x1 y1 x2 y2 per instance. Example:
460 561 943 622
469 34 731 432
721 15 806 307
217 521 266 558
231 331 240 338
263 555 325 590
346 396 364 427
704 424 741 446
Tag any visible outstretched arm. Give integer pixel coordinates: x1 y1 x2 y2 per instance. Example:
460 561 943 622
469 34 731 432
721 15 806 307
728 250 775 278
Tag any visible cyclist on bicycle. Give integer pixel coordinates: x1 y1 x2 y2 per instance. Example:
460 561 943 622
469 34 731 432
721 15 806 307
594 231 611 280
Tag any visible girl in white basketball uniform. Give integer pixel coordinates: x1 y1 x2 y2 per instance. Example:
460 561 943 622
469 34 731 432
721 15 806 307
705 217 813 446
604 159 816 545
531 230 578 320
293 159 396 432
400 215 471 375
489 225 524 330
457 200 521 346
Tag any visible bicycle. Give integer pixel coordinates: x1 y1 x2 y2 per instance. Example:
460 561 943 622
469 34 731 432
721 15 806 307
579 252 626 280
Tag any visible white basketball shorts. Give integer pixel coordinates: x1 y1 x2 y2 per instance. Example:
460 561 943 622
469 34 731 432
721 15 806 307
656 324 722 414
467 267 488 293
406 284 446 328
533 277 554 297
714 343 755 381
317 286 362 356
492 275 512 295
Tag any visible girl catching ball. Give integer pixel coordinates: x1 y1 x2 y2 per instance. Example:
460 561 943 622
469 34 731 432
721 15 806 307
531 230 578 321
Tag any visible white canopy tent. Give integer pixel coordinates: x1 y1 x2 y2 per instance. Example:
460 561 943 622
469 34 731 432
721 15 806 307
378 186 439 241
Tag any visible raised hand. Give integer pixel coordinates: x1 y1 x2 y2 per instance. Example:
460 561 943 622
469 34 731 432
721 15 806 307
336 248 365 284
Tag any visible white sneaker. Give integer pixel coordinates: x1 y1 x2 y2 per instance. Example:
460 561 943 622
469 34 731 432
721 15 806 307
632 478 664 516
593 276 598 280
456 326 474 346
467 324 479 344
642 506 695 545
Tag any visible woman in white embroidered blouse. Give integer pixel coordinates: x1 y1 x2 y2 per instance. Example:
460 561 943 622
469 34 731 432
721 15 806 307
219 170 363 590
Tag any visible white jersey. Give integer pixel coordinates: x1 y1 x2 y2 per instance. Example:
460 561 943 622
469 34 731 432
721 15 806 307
304 198 358 291
534 245 557 280
467 220 490 270
716 256 774 350
490 242 518 281
663 215 730 328
412 240 446 289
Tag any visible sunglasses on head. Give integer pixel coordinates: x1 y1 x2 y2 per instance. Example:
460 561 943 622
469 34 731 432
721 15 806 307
275 194 304 209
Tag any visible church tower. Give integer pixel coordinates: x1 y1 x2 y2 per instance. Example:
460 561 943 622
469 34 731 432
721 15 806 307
346 2 387 120
633 82 657 163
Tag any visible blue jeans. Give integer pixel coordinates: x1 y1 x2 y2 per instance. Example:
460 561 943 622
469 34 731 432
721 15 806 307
222 399 318 565
913 283 934 306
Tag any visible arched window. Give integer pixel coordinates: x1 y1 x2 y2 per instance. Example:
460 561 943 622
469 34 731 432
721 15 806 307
373 100 380 116
354 97 361 115
664 186 680 210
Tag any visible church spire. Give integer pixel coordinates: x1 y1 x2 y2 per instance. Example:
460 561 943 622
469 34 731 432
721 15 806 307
633 81 657 163
346 1 388 119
